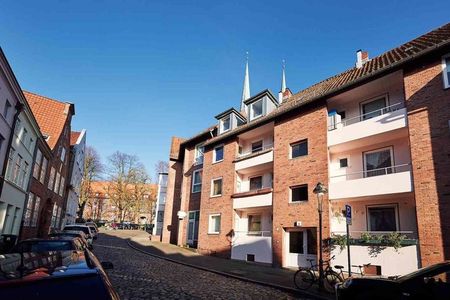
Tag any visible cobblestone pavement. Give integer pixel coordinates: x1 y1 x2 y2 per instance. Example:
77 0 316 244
94 231 312 300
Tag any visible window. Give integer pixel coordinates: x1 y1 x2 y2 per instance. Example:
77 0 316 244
4 100 11 119
306 229 318 255
6 147 15 180
54 172 61 193
361 97 387 121
337 111 346 120
15 118 21 134
192 170 202 193
221 116 231 133
251 140 263 153
442 54 450 88
13 154 22 184
208 214 221 234
249 176 263 191
31 196 40 227
0 134 4 155
367 206 397 232
51 203 58 228
61 147 66 162
251 99 263 119
48 167 56 190
40 157 48 184
59 177 65 196
23 193 34 227
20 162 29 188
33 149 42 179
364 147 393 177
213 145 224 162
211 178 222 196
22 128 28 145
194 143 204 165
248 215 261 232
291 140 308 158
289 231 304 254
291 185 308 202
339 158 348 168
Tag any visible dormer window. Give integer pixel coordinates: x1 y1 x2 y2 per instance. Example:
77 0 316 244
250 99 263 119
221 115 231 133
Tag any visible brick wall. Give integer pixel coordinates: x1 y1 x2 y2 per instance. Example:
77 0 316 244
272 103 329 267
404 53 450 267
197 139 237 258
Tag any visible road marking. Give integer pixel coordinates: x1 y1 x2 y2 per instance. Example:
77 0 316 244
95 244 128 250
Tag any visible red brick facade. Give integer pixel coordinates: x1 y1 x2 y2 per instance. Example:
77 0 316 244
404 51 450 267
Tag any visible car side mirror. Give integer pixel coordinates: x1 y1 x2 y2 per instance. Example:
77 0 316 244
101 261 114 270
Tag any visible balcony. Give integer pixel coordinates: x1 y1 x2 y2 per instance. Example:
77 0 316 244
329 164 413 200
232 188 272 209
231 231 272 264
328 103 407 152
234 144 273 173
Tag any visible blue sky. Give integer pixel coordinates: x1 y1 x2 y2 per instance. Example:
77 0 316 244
0 1 448 179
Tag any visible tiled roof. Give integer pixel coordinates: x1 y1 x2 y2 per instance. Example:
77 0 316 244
70 131 81 146
24 91 74 150
202 22 450 147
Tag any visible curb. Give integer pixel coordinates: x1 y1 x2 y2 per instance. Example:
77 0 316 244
126 239 331 300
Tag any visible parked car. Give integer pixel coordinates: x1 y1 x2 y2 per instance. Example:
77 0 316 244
11 237 87 253
335 261 450 300
48 231 93 250
63 225 94 245
0 250 119 299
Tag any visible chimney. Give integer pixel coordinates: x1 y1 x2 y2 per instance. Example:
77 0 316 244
356 49 369 68
282 88 293 102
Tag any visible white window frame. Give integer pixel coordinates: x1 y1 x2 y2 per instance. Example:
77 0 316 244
289 184 309 203
220 115 231 133
290 139 308 159
194 143 204 165
210 177 223 197
339 157 349 169
366 204 399 232
249 175 263 191
250 99 264 120
208 213 221 234
363 146 394 174
442 53 450 89
192 169 202 193
213 144 224 163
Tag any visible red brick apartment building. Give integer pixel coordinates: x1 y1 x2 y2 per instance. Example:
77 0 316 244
162 23 450 276
20 92 74 239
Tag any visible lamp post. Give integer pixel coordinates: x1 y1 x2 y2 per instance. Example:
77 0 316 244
313 182 328 290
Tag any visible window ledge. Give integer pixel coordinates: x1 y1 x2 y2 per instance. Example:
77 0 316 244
210 194 222 198
208 232 220 235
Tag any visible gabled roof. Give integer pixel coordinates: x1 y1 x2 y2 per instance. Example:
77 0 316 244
243 89 278 106
70 131 81 146
214 108 246 122
24 91 75 150
200 22 450 147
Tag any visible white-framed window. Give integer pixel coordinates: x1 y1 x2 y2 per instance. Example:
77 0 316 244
251 140 263 153
61 147 66 162
4 100 11 119
208 214 221 234
290 184 308 202
211 177 223 197
192 169 202 193
360 96 387 121
59 177 65 196
363 146 394 178
290 139 308 158
40 157 48 184
194 143 204 165
339 157 349 168
12 154 22 185
54 172 61 193
20 161 29 188
250 99 264 120
31 196 41 227
220 115 231 133
33 149 42 179
367 205 398 232
23 193 34 227
213 144 224 163
48 167 56 190
442 54 450 89
249 175 263 191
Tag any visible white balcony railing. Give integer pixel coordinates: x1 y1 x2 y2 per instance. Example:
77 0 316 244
236 184 272 194
328 102 405 131
234 231 272 237
237 143 274 159
330 163 411 181
332 230 417 240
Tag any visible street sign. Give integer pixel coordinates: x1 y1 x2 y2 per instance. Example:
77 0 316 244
345 204 352 225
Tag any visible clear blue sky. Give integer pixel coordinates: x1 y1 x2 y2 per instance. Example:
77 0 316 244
0 1 447 179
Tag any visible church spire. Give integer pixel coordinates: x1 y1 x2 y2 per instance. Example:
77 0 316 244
278 60 291 103
240 52 250 112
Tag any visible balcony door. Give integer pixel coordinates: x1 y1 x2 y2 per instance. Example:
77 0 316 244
187 211 199 247
285 228 317 268
361 97 387 121
364 147 393 178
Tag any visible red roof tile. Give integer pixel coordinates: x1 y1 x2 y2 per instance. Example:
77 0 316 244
24 91 74 150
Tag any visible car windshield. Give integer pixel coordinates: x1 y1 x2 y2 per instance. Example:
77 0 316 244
65 227 89 235
18 241 73 252
397 262 450 282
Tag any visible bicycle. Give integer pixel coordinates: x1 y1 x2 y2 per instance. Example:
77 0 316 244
333 263 371 279
293 255 344 293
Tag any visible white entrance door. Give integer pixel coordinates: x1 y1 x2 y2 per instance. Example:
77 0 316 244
286 228 318 268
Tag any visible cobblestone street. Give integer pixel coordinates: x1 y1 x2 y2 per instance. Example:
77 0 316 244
94 231 311 300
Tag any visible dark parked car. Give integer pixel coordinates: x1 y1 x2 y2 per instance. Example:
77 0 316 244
0 250 119 300
49 231 93 250
11 237 88 253
336 261 450 300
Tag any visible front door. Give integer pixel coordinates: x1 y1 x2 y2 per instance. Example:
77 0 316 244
187 211 199 247
286 228 318 268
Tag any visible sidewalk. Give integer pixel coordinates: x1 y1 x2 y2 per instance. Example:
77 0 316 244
125 230 333 300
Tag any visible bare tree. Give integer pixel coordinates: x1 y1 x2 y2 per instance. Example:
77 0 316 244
106 151 152 222
154 160 168 183
78 146 103 220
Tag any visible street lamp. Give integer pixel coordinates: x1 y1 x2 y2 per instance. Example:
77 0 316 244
313 182 328 290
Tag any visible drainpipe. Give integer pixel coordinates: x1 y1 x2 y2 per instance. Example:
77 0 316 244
0 102 24 199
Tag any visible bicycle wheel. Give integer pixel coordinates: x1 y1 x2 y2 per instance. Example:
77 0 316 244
324 270 343 293
294 268 315 290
